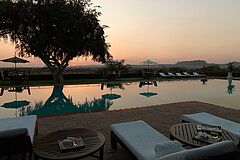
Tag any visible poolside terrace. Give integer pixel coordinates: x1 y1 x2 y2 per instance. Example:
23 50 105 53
36 101 240 160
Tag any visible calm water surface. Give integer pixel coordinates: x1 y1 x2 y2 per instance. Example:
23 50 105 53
0 79 239 118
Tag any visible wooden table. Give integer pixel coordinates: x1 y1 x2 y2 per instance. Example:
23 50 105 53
170 123 239 147
33 128 105 160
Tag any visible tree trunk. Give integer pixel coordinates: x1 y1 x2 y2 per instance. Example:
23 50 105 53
52 69 64 84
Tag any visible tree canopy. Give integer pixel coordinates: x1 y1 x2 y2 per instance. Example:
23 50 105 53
0 0 111 83
103 59 130 79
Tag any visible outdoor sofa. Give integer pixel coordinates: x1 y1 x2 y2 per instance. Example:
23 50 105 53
0 115 38 159
182 112 240 139
111 120 236 160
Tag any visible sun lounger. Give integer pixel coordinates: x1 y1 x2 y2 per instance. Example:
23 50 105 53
111 120 236 160
0 115 37 143
183 72 193 77
183 72 190 76
182 112 240 139
0 115 38 159
159 73 170 78
176 73 185 77
167 72 175 77
192 72 206 77
193 72 201 76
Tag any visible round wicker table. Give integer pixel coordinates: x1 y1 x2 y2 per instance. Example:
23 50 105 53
170 123 239 147
33 128 105 160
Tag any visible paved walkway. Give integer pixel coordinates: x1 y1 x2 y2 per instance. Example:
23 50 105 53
36 101 240 160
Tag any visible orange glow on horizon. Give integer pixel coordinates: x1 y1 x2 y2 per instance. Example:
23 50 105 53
1 0 240 67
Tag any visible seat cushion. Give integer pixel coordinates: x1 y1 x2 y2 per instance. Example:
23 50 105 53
111 120 170 160
0 115 37 143
182 112 240 138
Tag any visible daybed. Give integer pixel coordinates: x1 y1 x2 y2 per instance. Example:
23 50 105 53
111 120 236 160
182 112 240 139
0 115 38 159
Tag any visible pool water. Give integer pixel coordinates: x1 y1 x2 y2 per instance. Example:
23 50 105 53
0 79 239 118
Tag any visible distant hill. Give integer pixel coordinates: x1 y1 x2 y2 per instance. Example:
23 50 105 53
175 60 210 68
1 60 240 70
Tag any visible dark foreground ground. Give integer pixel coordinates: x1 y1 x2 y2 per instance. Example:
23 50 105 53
2 101 240 160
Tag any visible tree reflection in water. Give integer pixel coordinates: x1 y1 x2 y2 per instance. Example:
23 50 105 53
22 85 112 116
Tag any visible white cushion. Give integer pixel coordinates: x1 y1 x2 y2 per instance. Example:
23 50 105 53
157 140 236 160
0 115 37 143
111 120 171 160
182 112 240 138
155 141 183 157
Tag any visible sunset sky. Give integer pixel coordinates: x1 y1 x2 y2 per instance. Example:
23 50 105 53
1 0 240 67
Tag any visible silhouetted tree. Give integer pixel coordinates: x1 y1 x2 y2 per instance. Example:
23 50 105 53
0 0 111 83
103 59 130 79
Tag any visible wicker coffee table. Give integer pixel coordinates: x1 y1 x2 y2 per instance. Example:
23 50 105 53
33 128 105 160
170 123 239 147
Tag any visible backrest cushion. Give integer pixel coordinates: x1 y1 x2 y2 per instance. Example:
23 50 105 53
157 140 236 160
155 141 184 157
0 115 37 143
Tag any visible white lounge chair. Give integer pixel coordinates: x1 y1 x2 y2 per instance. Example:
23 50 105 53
167 72 175 77
159 73 170 78
192 72 200 76
111 120 236 160
176 73 185 77
183 72 193 77
192 72 206 77
182 112 240 139
0 115 38 159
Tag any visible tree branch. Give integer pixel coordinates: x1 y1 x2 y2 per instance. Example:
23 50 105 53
39 55 56 72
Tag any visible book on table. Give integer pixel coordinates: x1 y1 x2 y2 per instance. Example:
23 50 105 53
193 131 222 144
196 124 222 134
58 137 85 151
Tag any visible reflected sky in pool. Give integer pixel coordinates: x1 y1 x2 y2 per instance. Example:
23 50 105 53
0 79 239 118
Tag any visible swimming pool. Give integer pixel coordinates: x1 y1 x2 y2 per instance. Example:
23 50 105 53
0 79 239 118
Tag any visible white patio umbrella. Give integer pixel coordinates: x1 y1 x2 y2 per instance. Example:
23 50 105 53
0 56 29 70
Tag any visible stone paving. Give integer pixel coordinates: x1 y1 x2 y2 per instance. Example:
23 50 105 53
36 101 240 160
